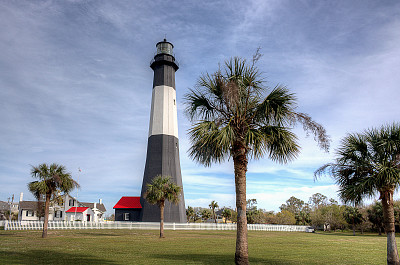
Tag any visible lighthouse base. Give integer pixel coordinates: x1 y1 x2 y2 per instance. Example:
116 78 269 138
139 134 186 223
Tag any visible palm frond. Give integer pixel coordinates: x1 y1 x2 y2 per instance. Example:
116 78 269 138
187 121 233 166
184 88 216 121
254 85 296 126
294 112 330 152
256 125 300 163
197 72 224 99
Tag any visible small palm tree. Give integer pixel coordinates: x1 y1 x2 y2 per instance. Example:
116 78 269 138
145 175 182 238
201 208 212 221
343 206 363 236
28 163 79 238
209 200 219 223
368 201 384 235
186 206 195 222
222 208 232 224
185 56 329 265
315 123 400 265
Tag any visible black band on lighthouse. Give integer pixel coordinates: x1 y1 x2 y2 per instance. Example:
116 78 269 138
140 134 186 222
151 54 178 88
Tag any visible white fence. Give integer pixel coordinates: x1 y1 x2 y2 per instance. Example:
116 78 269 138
3 220 309 232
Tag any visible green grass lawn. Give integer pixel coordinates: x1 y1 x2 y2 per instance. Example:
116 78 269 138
0 229 391 264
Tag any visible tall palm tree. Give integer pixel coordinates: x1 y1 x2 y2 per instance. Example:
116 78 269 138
145 175 182 238
315 123 400 265
185 56 329 265
209 200 219 223
28 163 79 238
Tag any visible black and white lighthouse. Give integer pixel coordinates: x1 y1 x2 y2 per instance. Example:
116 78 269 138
139 39 186 223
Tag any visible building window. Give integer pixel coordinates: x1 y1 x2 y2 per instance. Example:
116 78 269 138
26 210 34 217
55 211 63 218
69 199 75 206
87 214 91 221
124 213 130 221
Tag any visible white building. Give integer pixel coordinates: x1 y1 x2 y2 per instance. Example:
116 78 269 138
18 194 106 222
65 207 95 222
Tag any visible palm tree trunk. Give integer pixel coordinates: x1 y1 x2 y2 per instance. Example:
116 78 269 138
381 189 400 265
233 141 249 265
42 193 51 238
352 219 355 236
160 202 165 238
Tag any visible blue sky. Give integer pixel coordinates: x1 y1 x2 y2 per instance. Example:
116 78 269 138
1 0 399 215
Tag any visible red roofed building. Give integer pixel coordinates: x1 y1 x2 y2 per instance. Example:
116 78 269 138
113 196 142 221
66 207 89 213
65 206 94 222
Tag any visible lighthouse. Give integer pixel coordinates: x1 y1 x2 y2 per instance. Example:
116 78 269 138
139 39 186 223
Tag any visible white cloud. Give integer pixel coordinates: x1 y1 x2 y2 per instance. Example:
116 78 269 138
248 184 340 212
186 193 236 209
183 174 232 188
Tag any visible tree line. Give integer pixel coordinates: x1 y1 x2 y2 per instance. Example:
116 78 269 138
186 194 400 236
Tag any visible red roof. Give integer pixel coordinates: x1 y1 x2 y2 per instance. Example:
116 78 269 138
113 196 142 209
66 207 89 213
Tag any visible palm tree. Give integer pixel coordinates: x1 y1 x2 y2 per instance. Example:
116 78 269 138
209 200 219 223
145 175 182 238
28 163 79 238
186 206 195 222
201 208 212 221
185 56 329 265
343 206 363 236
222 208 232 224
315 123 400 265
368 201 384 235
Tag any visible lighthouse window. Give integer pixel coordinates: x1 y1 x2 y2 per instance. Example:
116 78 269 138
157 43 173 55
174 99 176 105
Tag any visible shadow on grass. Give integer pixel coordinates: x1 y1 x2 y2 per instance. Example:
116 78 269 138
0 231 30 237
151 253 299 265
0 232 16 236
315 232 384 237
72 232 122 237
0 250 117 265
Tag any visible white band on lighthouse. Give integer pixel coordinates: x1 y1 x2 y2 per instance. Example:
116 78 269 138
148 85 179 138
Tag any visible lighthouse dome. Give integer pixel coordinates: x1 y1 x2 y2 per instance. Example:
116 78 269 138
156 39 173 56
